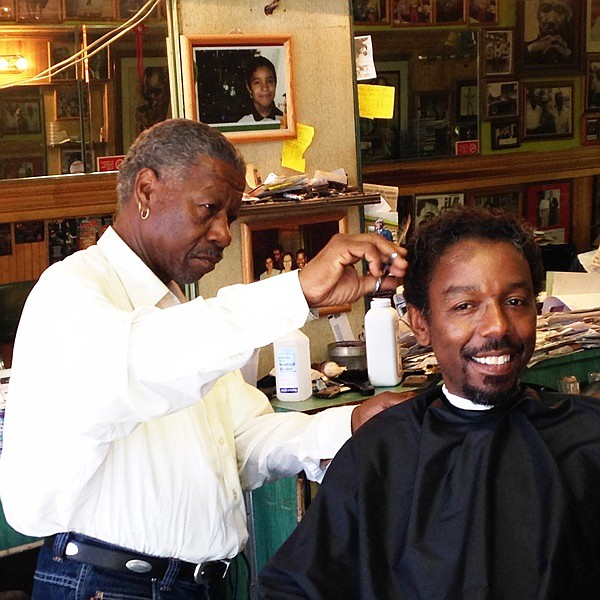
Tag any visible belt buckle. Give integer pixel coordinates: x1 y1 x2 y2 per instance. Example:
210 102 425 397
193 559 231 584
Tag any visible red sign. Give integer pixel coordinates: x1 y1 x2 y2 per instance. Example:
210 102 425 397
455 140 479 155
97 155 125 172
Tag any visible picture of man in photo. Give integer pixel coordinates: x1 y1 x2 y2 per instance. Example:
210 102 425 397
524 0 575 65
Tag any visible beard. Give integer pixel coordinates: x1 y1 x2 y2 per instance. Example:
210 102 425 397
462 375 521 408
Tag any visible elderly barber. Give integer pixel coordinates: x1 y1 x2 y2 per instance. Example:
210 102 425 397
0 118 406 600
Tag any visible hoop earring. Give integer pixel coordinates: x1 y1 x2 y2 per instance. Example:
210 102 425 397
138 201 150 220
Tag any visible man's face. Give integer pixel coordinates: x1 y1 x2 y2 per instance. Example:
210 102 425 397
409 238 537 406
140 156 244 285
296 252 306 269
273 248 282 262
537 0 571 37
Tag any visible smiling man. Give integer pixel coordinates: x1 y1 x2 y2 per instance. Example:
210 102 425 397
0 119 407 600
259 206 600 599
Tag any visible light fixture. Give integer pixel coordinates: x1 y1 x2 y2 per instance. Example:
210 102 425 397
0 55 28 73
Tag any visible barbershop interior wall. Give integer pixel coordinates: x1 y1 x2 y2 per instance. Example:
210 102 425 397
180 0 363 374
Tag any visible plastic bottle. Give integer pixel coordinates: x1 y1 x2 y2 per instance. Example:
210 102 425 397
274 329 312 401
364 297 402 387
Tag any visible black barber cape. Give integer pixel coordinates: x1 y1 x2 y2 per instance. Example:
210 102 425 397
259 386 600 599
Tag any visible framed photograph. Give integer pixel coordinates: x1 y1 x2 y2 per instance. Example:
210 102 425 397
0 156 44 179
51 43 77 80
0 93 42 135
392 0 432 25
86 46 110 80
485 80 518 119
581 113 600 145
64 0 114 19
525 180 571 241
0 0 15 21
181 34 295 143
118 0 159 19
586 55 600 111
455 79 478 122
16 0 61 21
55 85 89 120
14 221 44 244
483 29 514 77
467 0 498 24
517 0 581 74
523 82 573 140
60 148 93 174
587 0 600 52
469 188 522 215
119 56 170 152
353 0 389 24
435 0 465 23
491 118 520 149
414 193 465 228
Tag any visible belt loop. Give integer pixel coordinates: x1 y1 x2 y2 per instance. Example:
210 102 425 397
159 557 180 591
52 532 70 562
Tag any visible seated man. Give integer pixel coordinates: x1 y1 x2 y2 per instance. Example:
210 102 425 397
259 206 600 599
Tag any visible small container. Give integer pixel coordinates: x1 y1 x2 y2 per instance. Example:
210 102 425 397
364 297 402 387
558 375 580 395
584 372 600 398
274 330 312 402
327 341 367 372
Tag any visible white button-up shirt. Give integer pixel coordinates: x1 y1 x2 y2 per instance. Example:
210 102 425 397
0 227 353 562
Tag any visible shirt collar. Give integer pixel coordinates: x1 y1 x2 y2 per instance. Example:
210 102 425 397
97 226 180 309
250 105 283 121
442 384 492 411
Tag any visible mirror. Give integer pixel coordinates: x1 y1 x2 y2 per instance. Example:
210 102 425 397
240 211 351 315
359 28 479 164
0 12 169 181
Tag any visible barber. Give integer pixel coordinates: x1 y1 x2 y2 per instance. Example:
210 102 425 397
0 118 406 600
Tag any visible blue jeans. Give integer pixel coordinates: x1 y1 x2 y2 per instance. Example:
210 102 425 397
31 539 226 600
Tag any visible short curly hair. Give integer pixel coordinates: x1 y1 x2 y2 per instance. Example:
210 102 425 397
403 205 543 313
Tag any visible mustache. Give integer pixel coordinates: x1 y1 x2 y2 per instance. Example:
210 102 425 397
462 339 524 358
189 247 223 261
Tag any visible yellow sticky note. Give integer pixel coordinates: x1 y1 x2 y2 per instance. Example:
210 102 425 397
281 123 315 173
358 84 395 119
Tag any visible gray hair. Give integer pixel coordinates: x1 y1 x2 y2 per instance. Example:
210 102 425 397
116 118 246 208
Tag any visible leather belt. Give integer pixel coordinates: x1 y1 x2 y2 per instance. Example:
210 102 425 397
44 534 230 584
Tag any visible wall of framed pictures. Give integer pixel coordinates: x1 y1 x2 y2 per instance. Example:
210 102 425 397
357 0 600 251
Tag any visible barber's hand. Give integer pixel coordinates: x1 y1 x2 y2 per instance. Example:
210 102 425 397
351 391 415 433
298 233 407 308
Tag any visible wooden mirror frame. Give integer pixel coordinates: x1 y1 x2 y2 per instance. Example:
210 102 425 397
240 211 351 316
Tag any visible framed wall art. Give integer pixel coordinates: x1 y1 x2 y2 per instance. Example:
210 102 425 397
467 0 498 25
587 0 600 52
517 0 581 74
455 79 479 122
392 0 432 25
51 43 77 80
585 55 600 111
522 82 573 140
55 85 89 120
483 29 513 77
181 34 296 143
414 193 465 228
353 0 389 25
16 0 61 21
581 113 600 145
64 0 114 20
490 118 520 149
468 187 522 215
525 180 571 241
435 0 465 24
0 92 42 135
485 80 518 119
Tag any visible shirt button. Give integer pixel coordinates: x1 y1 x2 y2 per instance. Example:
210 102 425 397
218 437 225 446
233 491 238 500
